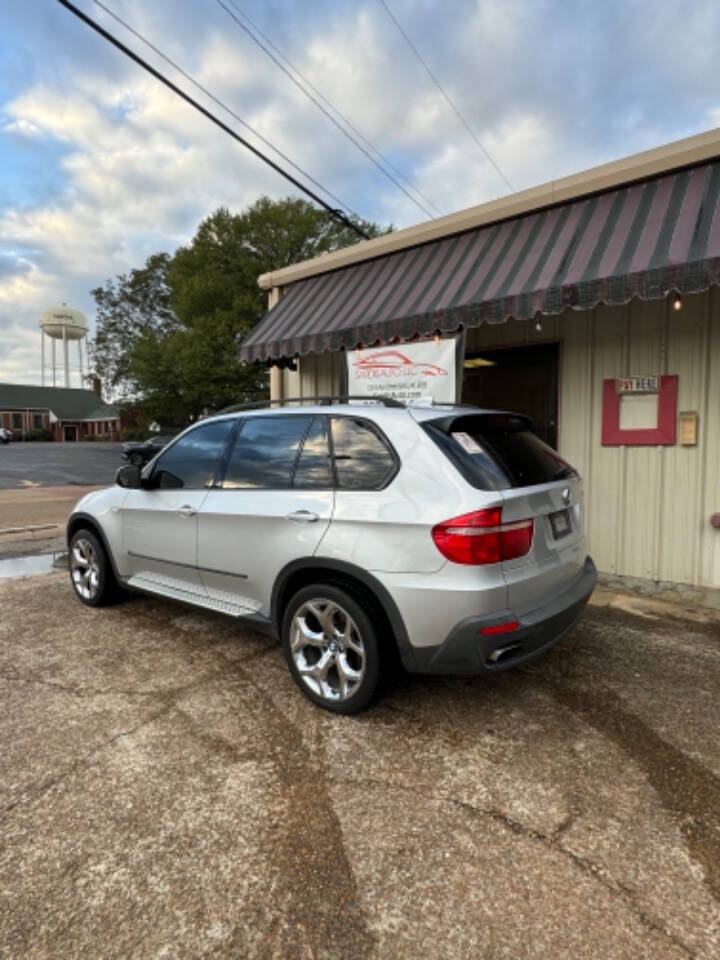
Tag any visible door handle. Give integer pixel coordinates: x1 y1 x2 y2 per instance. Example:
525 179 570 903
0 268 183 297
177 505 197 518
286 510 319 523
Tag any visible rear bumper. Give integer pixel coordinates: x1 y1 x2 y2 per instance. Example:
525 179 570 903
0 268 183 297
407 556 597 675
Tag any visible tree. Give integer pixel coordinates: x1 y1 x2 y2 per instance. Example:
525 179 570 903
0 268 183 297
89 253 176 400
90 197 388 425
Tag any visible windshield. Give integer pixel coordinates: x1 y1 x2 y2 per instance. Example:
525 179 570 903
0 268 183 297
423 413 576 490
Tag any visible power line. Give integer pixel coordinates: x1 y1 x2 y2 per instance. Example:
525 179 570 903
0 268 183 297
222 0 444 217
216 0 436 220
378 0 515 194
92 0 359 219
56 0 370 239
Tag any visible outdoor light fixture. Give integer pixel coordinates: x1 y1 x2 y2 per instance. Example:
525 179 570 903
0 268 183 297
671 292 683 311
534 316 543 332
464 357 497 369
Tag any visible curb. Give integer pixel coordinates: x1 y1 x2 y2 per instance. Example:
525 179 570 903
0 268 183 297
0 523 62 536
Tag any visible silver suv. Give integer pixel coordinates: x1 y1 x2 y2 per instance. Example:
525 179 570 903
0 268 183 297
67 398 596 713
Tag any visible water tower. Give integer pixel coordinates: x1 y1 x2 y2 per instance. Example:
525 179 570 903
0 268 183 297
40 304 88 388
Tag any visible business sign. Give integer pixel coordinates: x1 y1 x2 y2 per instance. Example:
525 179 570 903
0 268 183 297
616 375 659 394
346 339 457 404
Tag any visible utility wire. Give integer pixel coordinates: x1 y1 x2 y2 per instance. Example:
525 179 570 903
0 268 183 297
56 0 370 239
378 0 514 194
92 0 359 219
222 0 444 217
216 0 436 220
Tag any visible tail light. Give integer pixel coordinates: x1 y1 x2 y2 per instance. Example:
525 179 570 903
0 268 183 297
431 507 533 565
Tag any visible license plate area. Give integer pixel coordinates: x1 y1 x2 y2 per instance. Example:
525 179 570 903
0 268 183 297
549 508 571 539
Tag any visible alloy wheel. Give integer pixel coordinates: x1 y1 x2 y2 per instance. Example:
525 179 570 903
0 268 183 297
290 599 365 702
71 537 100 601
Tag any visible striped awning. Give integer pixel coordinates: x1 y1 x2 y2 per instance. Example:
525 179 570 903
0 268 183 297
241 159 720 363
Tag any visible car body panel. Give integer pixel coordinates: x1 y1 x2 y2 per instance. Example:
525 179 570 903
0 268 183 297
499 474 587 614
197 488 334 615
69 402 595 668
120 488 209 593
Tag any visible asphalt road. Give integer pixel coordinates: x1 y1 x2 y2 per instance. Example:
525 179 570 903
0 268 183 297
0 442 124 489
1 575 719 959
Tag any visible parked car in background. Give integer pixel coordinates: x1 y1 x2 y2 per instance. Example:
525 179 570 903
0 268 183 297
0 427 12 444
68 399 596 714
121 434 175 466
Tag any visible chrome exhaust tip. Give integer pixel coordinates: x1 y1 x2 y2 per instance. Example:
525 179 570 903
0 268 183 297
486 642 524 665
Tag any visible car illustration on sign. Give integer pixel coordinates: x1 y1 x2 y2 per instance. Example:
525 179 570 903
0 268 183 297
352 349 448 377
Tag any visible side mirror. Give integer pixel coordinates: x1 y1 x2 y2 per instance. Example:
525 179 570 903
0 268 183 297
115 464 143 489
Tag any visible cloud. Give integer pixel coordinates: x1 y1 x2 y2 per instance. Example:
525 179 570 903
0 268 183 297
2 0 720 382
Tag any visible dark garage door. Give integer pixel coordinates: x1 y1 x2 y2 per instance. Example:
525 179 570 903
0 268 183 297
461 343 559 448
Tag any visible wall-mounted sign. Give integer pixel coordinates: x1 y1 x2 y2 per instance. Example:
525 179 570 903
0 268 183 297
616 376 659 394
602 375 678 446
346 339 457 404
679 411 698 446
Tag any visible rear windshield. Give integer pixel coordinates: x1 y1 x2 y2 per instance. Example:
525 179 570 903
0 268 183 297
423 413 576 490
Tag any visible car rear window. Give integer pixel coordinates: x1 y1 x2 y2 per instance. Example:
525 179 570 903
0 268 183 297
423 413 576 490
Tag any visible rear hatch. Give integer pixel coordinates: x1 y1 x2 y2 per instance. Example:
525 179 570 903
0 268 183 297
421 411 587 615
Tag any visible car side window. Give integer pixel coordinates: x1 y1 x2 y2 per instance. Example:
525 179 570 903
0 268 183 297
292 416 332 489
152 420 235 489
330 417 397 490
222 415 313 489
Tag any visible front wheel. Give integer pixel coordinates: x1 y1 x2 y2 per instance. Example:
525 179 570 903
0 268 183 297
69 529 121 607
130 452 144 467
282 584 381 714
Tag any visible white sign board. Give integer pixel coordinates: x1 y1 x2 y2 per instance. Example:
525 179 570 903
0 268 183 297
616 375 659 394
346 340 456 404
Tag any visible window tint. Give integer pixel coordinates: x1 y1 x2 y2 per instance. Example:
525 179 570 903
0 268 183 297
423 414 576 490
331 417 396 490
292 416 332 489
223 415 312 489
153 420 235 489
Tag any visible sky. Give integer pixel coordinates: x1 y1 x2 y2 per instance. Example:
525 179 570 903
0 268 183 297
2 0 720 384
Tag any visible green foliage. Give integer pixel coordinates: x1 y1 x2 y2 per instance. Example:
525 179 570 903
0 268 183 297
90 253 176 400
22 429 53 442
90 197 387 426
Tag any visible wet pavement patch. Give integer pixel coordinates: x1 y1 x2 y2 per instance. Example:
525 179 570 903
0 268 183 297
0 552 67 580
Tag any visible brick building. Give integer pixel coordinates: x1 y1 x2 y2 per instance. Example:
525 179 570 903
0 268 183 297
0 383 120 441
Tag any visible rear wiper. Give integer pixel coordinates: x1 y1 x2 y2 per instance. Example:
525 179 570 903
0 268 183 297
553 466 574 480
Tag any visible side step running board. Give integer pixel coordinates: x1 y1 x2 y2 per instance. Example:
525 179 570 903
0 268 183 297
126 575 253 618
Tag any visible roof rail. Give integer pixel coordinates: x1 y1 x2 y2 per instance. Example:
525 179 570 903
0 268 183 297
215 394 405 414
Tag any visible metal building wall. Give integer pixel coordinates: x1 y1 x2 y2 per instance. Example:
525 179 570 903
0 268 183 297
464 289 720 589
273 290 720 588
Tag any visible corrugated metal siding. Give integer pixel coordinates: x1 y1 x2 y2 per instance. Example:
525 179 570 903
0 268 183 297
273 291 720 587
464 289 720 588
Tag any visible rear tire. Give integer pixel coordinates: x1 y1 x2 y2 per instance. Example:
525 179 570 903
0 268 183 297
282 584 381 714
69 529 121 607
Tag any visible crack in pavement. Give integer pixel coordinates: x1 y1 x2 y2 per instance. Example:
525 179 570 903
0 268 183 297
0 668 183 699
327 776 695 959
0 645 277 701
0 701 178 821
0 646 280 820
0 659 261 821
538 672 720 910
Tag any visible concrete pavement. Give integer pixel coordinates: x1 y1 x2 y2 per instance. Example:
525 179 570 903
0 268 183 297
0 485 102 558
1 574 719 958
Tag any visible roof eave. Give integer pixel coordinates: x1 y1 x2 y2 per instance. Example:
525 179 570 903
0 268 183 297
258 126 720 291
